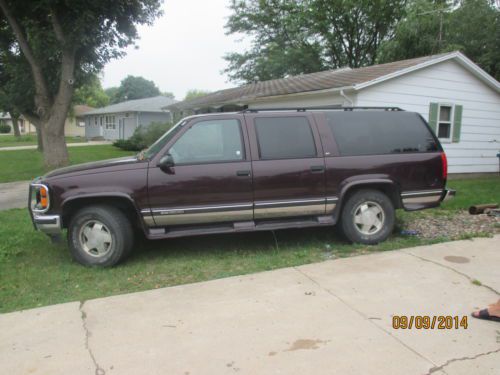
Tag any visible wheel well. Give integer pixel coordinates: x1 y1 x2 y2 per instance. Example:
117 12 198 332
61 197 141 229
340 183 402 211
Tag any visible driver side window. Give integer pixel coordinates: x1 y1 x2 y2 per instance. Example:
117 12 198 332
169 119 244 164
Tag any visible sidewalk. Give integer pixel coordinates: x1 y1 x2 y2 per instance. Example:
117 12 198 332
1 236 499 375
0 140 111 151
0 180 30 210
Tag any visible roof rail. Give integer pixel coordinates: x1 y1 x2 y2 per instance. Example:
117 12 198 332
240 106 404 113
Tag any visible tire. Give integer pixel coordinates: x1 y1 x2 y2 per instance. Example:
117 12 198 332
68 205 134 266
340 189 395 244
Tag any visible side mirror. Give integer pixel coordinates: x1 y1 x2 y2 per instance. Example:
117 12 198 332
158 154 175 173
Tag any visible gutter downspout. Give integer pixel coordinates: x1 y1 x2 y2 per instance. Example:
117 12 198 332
340 89 354 107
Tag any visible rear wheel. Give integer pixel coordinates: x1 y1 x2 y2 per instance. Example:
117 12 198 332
68 205 133 266
340 189 395 244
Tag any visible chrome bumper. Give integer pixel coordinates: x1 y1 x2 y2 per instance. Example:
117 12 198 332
33 214 61 235
442 189 456 201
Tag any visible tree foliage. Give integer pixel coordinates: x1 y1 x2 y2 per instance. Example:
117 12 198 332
0 0 163 167
224 0 407 83
73 75 109 108
108 75 161 103
377 0 500 80
184 89 211 101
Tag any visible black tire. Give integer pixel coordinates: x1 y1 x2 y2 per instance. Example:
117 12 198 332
340 189 395 244
68 205 134 266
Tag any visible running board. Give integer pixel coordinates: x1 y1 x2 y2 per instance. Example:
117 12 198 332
146 215 335 239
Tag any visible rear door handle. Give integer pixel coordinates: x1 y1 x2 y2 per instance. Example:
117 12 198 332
310 165 325 173
236 170 251 177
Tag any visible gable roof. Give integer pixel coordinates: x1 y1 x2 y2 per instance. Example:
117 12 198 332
169 52 499 111
85 96 176 115
73 105 94 117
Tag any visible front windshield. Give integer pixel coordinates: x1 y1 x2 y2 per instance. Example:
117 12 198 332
142 119 187 159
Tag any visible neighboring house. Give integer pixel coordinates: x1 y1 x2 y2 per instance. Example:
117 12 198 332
169 52 500 174
0 112 36 135
84 96 176 140
65 105 94 137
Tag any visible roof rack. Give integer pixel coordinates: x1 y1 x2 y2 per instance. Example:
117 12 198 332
240 106 404 113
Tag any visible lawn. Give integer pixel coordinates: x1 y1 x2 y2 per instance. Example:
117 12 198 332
0 176 498 313
0 134 85 148
0 145 135 183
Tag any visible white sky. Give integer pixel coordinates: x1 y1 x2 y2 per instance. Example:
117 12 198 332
102 0 249 100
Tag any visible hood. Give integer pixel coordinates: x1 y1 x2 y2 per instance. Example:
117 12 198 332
45 156 140 178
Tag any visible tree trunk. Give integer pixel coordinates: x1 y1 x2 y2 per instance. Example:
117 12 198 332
41 113 68 169
35 125 43 151
11 114 21 137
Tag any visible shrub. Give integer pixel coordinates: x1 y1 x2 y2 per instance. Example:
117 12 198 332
113 122 173 151
0 123 11 133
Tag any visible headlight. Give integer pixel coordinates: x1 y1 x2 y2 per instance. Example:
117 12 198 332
31 183 50 213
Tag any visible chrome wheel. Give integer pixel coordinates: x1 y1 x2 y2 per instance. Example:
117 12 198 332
353 201 385 235
79 220 113 257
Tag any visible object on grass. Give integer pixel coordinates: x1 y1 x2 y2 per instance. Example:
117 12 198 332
401 229 420 236
486 209 500 217
468 204 499 215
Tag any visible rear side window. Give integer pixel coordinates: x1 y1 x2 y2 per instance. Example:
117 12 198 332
255 116 316 159
326 112 438 156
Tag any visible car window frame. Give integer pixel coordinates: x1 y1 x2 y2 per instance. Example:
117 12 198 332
162 117 248 167
248 114 322 161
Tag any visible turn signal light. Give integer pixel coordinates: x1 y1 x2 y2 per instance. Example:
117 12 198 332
39 186 48 209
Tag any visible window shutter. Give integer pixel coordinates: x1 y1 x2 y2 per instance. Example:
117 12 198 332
428 102 439 134
452 105 463 143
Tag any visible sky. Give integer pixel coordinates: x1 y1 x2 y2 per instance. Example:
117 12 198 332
102 0 250 100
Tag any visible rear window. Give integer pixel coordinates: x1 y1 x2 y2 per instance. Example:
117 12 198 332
255 116 317 159
326 112 438 156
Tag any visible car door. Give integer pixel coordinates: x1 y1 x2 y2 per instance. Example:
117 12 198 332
147 115 253 226
245 112 326 219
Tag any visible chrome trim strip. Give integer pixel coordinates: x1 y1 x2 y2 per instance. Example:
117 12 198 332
400 190 443 197
255 198 325 207
151 203 253 215
153 209 253 226
326 197 339 202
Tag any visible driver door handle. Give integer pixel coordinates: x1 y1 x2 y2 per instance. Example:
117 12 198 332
236 170 251 177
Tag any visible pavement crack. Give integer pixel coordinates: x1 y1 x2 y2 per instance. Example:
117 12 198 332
426 348 500 374
80 300 106 375
293 266 437 368
404 252 500 296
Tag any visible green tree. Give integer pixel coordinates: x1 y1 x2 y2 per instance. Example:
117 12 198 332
0 0 162 168
224 0 407 83
184 89 211 101
73 75 110 108
110 75 161 104
377 0 500 80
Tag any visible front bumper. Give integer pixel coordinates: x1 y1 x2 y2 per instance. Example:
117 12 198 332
32 214 62 234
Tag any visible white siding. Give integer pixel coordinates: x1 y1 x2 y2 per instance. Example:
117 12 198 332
356 60 500 174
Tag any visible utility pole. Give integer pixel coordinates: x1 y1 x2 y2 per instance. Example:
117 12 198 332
417 8 447 52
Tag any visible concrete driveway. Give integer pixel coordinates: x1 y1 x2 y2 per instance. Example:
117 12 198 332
1 236 499 375
0 180 30 210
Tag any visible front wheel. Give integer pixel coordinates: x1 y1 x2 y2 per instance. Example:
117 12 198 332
68 205 133 266
340 189 395 244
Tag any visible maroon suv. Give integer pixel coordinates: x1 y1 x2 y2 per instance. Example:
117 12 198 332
29 107 455 266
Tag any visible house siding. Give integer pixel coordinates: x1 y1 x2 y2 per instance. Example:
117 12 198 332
137 112 171 128
355 60 500 174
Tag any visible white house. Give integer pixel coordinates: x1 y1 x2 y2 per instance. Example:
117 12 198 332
85 96 176 141
169 52 500 174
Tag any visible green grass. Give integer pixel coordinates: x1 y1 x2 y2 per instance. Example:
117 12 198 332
0 176 498 313
0 134 85 148
0 145 135 182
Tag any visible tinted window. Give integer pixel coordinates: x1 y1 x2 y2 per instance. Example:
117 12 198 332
255 117 316 159
169 119 244 164
326 112 438 156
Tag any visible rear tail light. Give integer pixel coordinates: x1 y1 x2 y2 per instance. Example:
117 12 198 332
441 152 448 180
31 184 50 212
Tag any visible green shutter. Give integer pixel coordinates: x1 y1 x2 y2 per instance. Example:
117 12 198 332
452 105 463 143
428 102 439 134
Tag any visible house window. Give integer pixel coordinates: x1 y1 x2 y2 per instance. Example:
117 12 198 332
100 116 104 126
94 116 98 127
437 104 453 141
105 115 116 130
